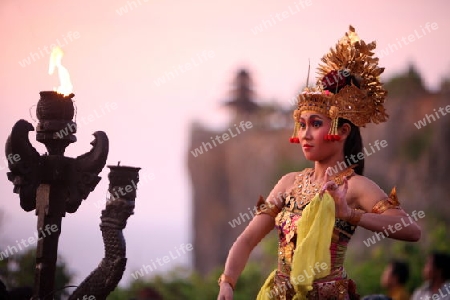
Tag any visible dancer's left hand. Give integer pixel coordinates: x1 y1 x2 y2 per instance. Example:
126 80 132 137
319 167 352 220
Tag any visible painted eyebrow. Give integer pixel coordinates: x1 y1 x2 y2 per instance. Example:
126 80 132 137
299 115 324 120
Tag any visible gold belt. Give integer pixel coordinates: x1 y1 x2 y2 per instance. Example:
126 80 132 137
272 272 359 300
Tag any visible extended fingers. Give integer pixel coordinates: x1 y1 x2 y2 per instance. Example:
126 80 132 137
323 181 338 191
343 177 348 192
319 181 336 198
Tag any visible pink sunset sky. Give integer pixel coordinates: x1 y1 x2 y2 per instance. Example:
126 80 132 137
0 0 449 287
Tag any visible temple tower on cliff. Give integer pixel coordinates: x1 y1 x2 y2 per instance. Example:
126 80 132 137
187 69 304 276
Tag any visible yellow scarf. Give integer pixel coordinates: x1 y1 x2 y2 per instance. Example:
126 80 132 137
257 193 335 300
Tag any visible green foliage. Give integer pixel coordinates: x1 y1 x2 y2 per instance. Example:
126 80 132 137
428 221 450 253
345 218 450 297
234 262 267 300
109 230 280 299
151 268 203 299
109 278 157 300
115 187 450 299
0 247 72 299
109 264 267 300
109 214 450 300
109 203 450 299
108 286 132 300
345 241 422 296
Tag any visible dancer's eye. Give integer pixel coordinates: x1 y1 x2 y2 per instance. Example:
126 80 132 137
312 120 323 127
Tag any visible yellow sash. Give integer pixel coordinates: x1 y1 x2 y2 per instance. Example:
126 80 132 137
257 193 335 300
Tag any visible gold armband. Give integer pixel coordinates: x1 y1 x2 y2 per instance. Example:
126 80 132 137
218 273 236 290
371 187 401 214
255 196 281 218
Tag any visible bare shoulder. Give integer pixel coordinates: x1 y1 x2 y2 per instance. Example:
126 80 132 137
279 172 299 186
266 172 299 209
347 174 388 211
348 175 384 192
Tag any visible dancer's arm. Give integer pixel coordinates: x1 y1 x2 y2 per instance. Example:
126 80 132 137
321 172 421 242
352 176 421 242
217 173 296 299
219 214 275 290
349 175 421 241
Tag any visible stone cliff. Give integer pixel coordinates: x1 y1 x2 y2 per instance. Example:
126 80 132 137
188 66 450 276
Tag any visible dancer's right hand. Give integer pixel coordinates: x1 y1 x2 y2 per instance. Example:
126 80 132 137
217 282 233 300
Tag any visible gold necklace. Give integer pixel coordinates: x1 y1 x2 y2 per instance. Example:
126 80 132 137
294 166 356 206
294 169 320 206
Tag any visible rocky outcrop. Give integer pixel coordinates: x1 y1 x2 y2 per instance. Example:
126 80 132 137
188 66 450 276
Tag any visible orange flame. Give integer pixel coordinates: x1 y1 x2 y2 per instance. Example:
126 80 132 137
49 46 73 96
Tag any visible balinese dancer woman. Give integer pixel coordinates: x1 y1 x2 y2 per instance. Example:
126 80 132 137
217 26 421 300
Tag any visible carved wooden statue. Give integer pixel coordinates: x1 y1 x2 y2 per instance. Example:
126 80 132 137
5 91 139 299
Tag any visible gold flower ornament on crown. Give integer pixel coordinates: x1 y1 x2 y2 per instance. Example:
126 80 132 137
290 25 388 143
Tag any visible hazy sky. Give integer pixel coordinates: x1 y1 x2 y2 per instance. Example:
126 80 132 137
1 0 449 288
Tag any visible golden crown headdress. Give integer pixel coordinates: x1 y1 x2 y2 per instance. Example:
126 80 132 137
290 25 388 143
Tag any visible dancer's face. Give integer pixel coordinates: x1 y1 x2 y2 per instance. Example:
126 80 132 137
298 111 343 161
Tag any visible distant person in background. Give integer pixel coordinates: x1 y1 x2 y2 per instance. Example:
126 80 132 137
381 260 410 300
411 252 450 300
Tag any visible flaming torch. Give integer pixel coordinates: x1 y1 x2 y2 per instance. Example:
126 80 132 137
36 46 76 155
6 44 139 299
5 46 109 298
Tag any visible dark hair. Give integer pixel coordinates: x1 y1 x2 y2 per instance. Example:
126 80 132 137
430 252 450 280
338 118 364 175
390 260 409 285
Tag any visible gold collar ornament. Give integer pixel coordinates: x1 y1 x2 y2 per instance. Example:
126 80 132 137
290 25 388 143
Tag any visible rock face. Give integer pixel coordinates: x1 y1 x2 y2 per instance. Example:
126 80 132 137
188 66 450 276
363 66 450 215
188 68 306 276
188 119 305 276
